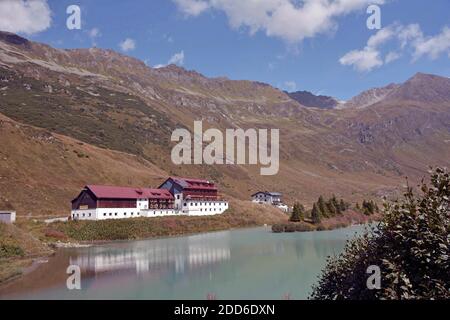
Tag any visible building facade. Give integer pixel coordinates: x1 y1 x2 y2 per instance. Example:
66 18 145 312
251 191 289 213
158 177 228 216
251 191 282 205
71 185 176 220
71 177 229 220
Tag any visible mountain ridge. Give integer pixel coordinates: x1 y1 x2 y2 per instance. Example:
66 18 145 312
286 90 340 109
0 31 449 216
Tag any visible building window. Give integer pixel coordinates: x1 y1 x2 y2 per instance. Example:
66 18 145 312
104 213 106 216
109 213 112 216
176 194 180 199
124 212 127 216
137 212 140 216
131 212 134 216
115 213 118 216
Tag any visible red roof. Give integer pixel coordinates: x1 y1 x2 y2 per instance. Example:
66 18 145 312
86 185 174 200
169 176 217 191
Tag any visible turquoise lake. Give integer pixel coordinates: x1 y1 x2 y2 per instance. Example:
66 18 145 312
0 225 368 300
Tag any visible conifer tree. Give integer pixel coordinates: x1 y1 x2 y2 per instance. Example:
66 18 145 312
339 199 347 212
311 203 321 224
318 196 328 217
290 203 302 222
326 201 337 216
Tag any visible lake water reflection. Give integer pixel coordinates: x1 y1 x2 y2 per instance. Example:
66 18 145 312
0 225 366 300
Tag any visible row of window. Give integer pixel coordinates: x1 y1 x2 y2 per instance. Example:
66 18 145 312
103 212 140 217
185 202 227 207
149 211 177 215
73 212 92 218
196 207 223 212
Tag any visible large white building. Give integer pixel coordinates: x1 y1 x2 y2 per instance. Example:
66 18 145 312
71 177 228 221
158 177 228 216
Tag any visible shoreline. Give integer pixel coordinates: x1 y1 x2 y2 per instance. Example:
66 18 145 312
0 222 371 295
0 209 379 289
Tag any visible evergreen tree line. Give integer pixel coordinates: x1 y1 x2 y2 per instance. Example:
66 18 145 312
355 200 380 216
290 195 351 224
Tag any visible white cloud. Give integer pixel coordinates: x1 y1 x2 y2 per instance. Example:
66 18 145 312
340 47 383 72
154 50 185 68
88 28 101 46
173 0 386 44
283 81 297 92
413 26 450 60
119 38 136 52
340 23 450 72
385 51 401 64
340 25 394 72
174 0 210 16
0 0 51 35
89 28 101 39
398 24 422 49
168 50 185 65
367 26 395 48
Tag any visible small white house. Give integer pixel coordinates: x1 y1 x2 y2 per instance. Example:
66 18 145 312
0 211 16 224
252 191 290 212
251 191 282 205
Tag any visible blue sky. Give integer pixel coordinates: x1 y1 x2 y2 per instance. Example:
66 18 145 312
1 0 449 100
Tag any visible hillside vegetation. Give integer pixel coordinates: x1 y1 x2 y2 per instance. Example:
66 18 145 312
0 32 449 217
310 167 449 300
0 222 52 283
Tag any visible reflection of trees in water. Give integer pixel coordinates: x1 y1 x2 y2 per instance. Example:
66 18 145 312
69 231 231 276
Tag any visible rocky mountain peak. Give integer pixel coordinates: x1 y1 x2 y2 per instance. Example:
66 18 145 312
0 31 30 48
286 90 340 109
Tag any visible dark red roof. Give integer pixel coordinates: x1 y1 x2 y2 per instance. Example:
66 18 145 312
169 176 217 191
86 185 174 200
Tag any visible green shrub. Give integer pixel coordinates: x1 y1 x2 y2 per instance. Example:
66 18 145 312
272 224 285 233
310 167 450 300
0 242 25 259
284 224 297 233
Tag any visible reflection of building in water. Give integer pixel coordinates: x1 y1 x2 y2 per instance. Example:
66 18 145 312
70 231 231 275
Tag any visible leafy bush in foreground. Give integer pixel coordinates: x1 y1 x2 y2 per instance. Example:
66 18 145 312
310 167 449 300
0 242 25 259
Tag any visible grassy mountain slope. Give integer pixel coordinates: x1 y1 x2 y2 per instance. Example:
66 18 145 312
0 31 449 216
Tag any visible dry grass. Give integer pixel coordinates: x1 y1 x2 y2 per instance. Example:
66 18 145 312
272 210 381 233
0 222 53 283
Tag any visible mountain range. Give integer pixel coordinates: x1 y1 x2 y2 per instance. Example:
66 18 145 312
0 31 449 216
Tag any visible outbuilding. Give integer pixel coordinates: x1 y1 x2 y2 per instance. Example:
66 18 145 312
0 211 16 224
